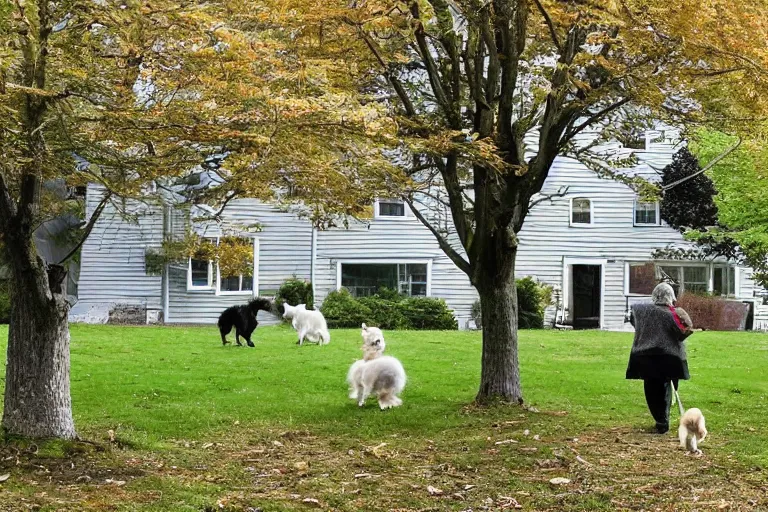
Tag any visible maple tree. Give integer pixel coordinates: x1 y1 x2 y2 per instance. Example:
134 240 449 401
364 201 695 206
266 0 768 402
688 131 768 287
0 0 393 438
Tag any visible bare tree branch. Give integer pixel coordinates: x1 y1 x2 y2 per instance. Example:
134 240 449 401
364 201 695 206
55 191 113 265
357 29 417 116
662 138 742 191
404 197 470 275
532 0 562 53
528 185 570 208
561 97 632 145
409 2 461 127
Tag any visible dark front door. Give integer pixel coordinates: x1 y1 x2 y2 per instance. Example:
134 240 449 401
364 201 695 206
572 265 601 329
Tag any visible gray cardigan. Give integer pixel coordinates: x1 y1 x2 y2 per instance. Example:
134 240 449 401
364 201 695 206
629 303 693 360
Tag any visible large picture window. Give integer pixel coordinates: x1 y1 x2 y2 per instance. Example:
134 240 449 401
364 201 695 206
626 262 656 295
340 262 429 297
657 265 708 295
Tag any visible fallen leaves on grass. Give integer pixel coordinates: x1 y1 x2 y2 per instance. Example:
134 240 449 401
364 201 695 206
549 477 571 485
0 474 9 483
427 485 444 496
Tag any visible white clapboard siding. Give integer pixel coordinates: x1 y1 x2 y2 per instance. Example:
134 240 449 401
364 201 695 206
165 199 313 324
75 184 164 313
73 127 760 330
515 135 758 330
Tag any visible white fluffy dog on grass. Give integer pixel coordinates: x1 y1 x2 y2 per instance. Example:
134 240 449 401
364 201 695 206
347 324 406 410
282 303 330 345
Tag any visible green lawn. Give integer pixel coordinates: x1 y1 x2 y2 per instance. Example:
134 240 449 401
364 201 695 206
0 324 766 511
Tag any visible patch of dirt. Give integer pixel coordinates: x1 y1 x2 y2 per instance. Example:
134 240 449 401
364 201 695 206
0 422 765 511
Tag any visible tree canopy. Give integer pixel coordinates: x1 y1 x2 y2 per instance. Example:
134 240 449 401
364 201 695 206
689 131 768 287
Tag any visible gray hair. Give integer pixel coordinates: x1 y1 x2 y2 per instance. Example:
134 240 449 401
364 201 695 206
652 282 676 306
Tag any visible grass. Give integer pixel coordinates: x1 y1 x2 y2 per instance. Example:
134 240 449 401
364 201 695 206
0 324 767 511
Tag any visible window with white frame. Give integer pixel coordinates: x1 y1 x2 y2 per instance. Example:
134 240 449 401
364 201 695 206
657 265 708 295
626 262 656 295
375 199 406 218
216 237 256 294
340 262 429 297
570 198 592 225
634 200 660 226
188 248 214 290
713 265 736 296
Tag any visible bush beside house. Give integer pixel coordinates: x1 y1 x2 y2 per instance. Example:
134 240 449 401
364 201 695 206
677 293 750 331
275 277 314 314
321 288 457 330
471 277 552 329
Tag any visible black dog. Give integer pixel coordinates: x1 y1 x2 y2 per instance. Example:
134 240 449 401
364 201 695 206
217 297 273 347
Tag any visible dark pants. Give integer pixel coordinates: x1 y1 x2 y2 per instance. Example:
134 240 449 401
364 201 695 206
643 379 679 433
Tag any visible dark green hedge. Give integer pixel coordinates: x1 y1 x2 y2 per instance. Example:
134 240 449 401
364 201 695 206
275 277 314 314
320 288 457 330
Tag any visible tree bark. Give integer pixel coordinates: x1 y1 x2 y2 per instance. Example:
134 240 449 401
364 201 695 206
2 235 76 439
474 242 523 404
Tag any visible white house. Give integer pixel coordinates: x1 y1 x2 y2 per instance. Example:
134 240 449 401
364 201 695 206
70 130 768 330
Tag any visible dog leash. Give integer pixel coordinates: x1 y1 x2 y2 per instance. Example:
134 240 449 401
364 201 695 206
671 381 685 417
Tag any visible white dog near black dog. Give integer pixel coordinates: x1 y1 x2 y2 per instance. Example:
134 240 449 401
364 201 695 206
347 324 406 410
282 303 330 345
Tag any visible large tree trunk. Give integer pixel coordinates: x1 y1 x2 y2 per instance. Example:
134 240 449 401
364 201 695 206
2 238 76 439
474 242 522 404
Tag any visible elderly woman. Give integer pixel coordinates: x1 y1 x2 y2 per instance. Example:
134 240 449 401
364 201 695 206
626 283 694 434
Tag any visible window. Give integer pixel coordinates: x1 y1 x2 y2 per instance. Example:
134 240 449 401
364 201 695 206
340 262 430 297
713 265 736 296
216 237 257 295
634 201 660 226
188 253 213 290
375 199 406 218
570 198 592 225
626 262 656 295
657 265 709 295
187 237 258 294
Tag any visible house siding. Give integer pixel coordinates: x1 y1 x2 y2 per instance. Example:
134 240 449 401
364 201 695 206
314 213 478 327
72 131 761 330
165 199 313 324
72 184 164 320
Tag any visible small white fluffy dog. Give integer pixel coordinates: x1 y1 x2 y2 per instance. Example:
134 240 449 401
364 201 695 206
679 407 707 455
347 324 406 410
282 303 330 345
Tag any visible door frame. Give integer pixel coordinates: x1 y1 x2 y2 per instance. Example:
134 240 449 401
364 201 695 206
562 257 607 329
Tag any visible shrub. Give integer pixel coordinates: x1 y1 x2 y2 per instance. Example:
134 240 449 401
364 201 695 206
320 288 372 328
275 277 314 314
471 299 482 327
471 277 553 329
0 281 9 324
677 293 750 331
319 288 458 330
357 296 408 330
397 297 458 330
